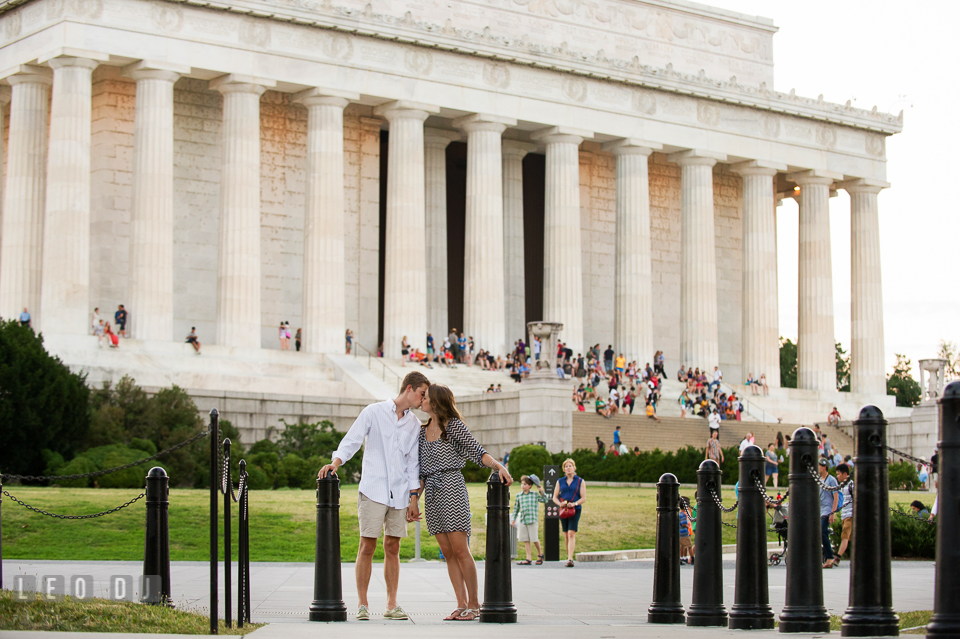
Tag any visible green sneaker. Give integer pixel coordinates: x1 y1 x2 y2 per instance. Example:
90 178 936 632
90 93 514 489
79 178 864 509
383 606 409 620
356 605 370 621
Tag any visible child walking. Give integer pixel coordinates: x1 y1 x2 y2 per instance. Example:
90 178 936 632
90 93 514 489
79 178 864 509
511 474 548 565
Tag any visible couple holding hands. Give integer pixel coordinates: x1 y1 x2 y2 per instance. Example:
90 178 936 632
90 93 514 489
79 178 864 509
318 371 512 622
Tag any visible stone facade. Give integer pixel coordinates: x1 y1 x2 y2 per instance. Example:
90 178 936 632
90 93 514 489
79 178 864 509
0 0 901 411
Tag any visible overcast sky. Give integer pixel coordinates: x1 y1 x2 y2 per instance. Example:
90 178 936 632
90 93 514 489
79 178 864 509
710 0 959 378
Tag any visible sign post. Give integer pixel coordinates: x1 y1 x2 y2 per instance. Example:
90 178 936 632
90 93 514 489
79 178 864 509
542 465 560 562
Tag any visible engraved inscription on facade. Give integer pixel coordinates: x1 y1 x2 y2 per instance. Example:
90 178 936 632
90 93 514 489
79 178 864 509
482 61 511 88
404 47 433 75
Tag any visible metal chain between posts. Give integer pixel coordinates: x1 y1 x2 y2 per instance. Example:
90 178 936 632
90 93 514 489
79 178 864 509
752 474 789 505
239 472 248 520
804 459 852 492
708 486 738 512
883 443 929 467
0 430 211 482
220 440 239 503
2 489 145 519
889 507 935 525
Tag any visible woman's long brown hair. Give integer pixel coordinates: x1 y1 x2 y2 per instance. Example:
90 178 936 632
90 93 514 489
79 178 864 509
425 384 463 441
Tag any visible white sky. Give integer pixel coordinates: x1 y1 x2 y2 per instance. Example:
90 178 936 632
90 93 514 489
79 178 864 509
711 0 960 378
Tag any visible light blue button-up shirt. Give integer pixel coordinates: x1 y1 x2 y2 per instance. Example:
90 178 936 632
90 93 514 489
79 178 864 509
333 399 421 510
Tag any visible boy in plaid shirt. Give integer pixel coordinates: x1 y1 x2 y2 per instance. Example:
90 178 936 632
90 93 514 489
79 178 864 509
511 474 548 565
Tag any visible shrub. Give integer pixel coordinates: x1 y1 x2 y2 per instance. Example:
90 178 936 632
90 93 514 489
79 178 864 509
506 444 553 481
888 461 921 491
45 444 168 489
548 446 741 485
0 319 90 478
830 504 936 559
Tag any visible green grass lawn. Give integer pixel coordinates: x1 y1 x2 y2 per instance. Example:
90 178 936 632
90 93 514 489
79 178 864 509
0 590 262 634
2 484 756 562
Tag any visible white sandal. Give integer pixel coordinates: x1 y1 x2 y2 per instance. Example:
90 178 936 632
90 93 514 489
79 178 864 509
456 608 479 621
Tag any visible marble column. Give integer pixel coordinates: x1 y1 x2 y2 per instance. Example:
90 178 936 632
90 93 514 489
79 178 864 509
210 74 274 348
502 140 535 348
532 126 588 355
0 66 51 324
734 160 785 388
604 138 661 365
455 114 515 358
424 128 460 346
669 150 726 371
39 55 102 335
789 169 840 392
125 62 186 342
295 88 358 354
844 179 888 396
374 100 439 359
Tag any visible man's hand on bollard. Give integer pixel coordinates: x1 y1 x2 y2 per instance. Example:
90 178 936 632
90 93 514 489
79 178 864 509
318 459 341 479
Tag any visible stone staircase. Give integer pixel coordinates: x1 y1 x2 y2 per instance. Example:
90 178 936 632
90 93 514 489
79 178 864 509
572 410 854 457
43 333 347 397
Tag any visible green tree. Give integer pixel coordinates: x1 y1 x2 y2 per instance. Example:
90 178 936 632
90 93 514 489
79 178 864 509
779 337 798 389
0 320 90 477
887 354 922 407
506 444 553 480
936 339 960 381
836 341 851 392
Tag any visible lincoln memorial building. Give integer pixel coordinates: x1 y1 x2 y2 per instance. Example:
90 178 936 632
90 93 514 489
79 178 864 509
0 0 907 442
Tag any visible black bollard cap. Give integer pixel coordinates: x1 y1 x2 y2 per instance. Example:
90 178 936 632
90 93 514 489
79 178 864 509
856 405 884 422
658 473 679 485
317 472 339 483
698 459 721 473
210 408 219 416
147 466 168 478
739 445 764 460
941 380 960 401
791 426 816 442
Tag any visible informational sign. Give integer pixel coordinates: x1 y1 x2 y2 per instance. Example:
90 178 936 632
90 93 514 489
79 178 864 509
543 464 561 519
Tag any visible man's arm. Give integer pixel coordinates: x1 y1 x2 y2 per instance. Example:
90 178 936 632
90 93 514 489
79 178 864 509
318 409 370 477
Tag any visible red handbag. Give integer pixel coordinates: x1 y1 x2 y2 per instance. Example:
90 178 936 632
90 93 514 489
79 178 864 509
559 477 582 519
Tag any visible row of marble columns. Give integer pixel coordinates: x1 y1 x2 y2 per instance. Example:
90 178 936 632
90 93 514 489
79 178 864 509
0 56 888 395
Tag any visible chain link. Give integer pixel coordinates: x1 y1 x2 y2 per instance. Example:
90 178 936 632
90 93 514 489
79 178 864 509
805 459 852 493
884 445 928 467
721 520 738 529
890 507 935 525
220 441 240 503
239 471 248 521
2 489 145 519
0 430 211 482
752 474 789 505
708 487 738 513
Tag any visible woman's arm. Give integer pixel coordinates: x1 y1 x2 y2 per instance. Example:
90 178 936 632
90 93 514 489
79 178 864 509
576 479 587 506
479 452 513 485
552 481 562 507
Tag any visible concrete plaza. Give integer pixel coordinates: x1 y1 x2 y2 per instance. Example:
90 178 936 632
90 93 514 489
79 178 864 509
2 558 934 637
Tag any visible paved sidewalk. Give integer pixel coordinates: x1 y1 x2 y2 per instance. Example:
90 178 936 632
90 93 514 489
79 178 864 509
3 558 933 634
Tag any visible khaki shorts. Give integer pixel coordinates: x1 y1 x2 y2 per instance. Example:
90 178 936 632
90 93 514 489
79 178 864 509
516 522 539 543
841 517 853 541
358 492 408 539
679 536 692 551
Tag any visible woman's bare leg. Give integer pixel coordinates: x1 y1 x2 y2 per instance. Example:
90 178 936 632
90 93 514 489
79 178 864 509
446 531 479 608
435 533 468 608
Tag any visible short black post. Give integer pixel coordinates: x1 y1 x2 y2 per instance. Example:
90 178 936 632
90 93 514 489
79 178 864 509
779 427 830 633
209 409 219 635
729 446 774 630
309 472 347 622
1 472 4 590
544 519 560 562
142 466 172 606
238 460 250 627
223 438 232 628
688 459 727 626
648 473 685 624
842 406 898 636
927 381 960 639
480 470 517 623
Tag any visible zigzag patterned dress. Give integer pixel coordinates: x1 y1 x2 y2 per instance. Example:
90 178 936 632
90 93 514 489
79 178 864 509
419 417 487 535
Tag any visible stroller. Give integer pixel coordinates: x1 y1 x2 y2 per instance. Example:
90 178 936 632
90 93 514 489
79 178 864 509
768 502 789 566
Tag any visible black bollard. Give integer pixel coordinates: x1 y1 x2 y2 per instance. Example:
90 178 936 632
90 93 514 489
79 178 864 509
480 469 517 623
309 472 347 622
209 409 219 634
238 460 250 627
688 459 727 626
223 438 232 628
779 427 830 633
927 381 960 639
649 473 685 624
729 446 774 630
142 466 172 606
842 406 898 636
